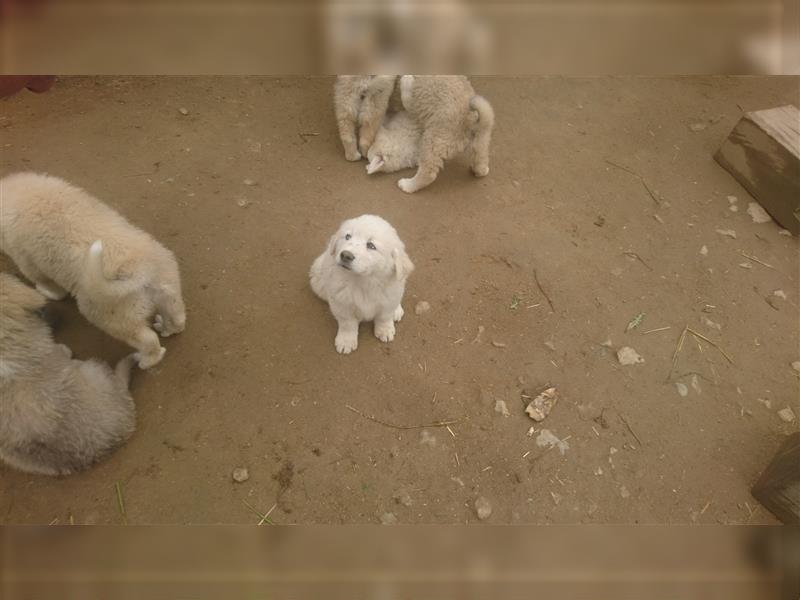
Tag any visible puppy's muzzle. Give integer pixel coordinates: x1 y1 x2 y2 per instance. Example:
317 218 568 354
339 250 355 269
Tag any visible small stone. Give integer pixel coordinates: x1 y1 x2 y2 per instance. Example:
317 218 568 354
232 467 249 483
600 339 613 348
689 122 707 132
380 512 398 525
236 198 250 208
243 178 257 186
747 202 772 224
773 290 787 300
792 361 800 373
779 229 792 236
620 485 631 499
727 195 738 204
475 496 492 520
494 399 510 418
178 107 189 115
778 407 796 423
715 228 737 239
420 430 437 447
536 429 570 455
617 346 644 366
729 205 738 212
675 382 689 397
594 467 603 476
491 341 507 348
544 340 556 351
524 387 558 422
757 398 772 409
414 300 431 315
699 245 708 256
394 491 413 507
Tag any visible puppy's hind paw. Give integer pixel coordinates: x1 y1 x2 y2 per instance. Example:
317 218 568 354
393 305 404 322
374 322 396 343
472 165 489 177
335 334 358 354
345 150 362 162
397 178 417 194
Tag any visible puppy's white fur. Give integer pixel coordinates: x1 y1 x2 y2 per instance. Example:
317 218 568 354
310 215 414 354
0 172 186 368
333 75 400 161
396 75 495 193
0 273 138 476
366 111 422 174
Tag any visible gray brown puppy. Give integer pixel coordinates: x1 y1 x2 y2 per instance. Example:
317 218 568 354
0 273 137 476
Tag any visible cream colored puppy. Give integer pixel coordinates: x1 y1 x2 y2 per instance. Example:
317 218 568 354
0 273 138 476
334 75 400 161
0 172 186 368
310 215 414 354
366 111 422 175
397 75 495 193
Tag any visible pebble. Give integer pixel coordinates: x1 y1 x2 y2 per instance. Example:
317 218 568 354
727 195 738 204
475 496 492 520
178 107 189 115
494 399 510 417
792 361 800 373
536 429 570 455
243 178 257 186
773 290 787 300
747 202 772 224
675 382 689 397
524 387 558 422
236 198 250 208
617 346 644 365
414 300 431 315
715 228 737 239
620 485 631 499
699 245 708 256
380 512 398 525
689 122 707 132
232 467 249 483
779 229 792 236
757 398 772 409
778 407 796 423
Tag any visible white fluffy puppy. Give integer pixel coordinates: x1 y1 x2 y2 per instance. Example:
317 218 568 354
310 215 414 354
0 273 138 476
0 172 186 368
366 111 422 175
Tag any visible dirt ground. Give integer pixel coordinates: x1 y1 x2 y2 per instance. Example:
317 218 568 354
0 76 798 525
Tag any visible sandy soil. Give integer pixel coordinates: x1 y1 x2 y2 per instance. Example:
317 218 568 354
0 76 797 525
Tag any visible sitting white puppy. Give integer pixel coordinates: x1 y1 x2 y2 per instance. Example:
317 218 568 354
0 273 138 476
366 111 422 175
310 215 414 354
0 172 186 368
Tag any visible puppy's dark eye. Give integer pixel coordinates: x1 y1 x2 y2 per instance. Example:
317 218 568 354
345 234 351 240
367 242 376 250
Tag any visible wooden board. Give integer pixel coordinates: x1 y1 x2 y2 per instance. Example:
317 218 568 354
715 105 800 234
751 432 800 525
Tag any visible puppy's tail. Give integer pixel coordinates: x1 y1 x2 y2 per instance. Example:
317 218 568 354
469 95 495 135
82 240 142 299
114 353 138 388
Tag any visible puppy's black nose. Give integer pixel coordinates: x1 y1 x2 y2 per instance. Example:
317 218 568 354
340 250 355 263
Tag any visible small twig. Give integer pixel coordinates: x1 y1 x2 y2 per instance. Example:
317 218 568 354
667 325 689 382
533 269 555 313
622 251 653 271
738 250 774 269
643 326 671 335
605 159 662 205
619 413 643 447
298 132 320 143
241 499 275 525
115 482 127 524
686 327 734 365
346 404 460 430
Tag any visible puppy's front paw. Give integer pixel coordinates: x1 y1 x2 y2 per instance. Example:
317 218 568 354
335 333 358 354
345 150 362 162
398 178 417 194
374 321 396 343
136 346 166 369
393 305 404 322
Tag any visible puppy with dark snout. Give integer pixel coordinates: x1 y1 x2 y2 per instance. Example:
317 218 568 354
310 215 414 354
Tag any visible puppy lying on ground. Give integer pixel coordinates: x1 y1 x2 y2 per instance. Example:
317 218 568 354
0 172 186 368
310 215 414 354
0 273 137 476
395 75 494 193
366 111 422 175
334 75 400 161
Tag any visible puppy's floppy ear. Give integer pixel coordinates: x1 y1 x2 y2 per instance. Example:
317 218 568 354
392 247 414 281
327 233 339 258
